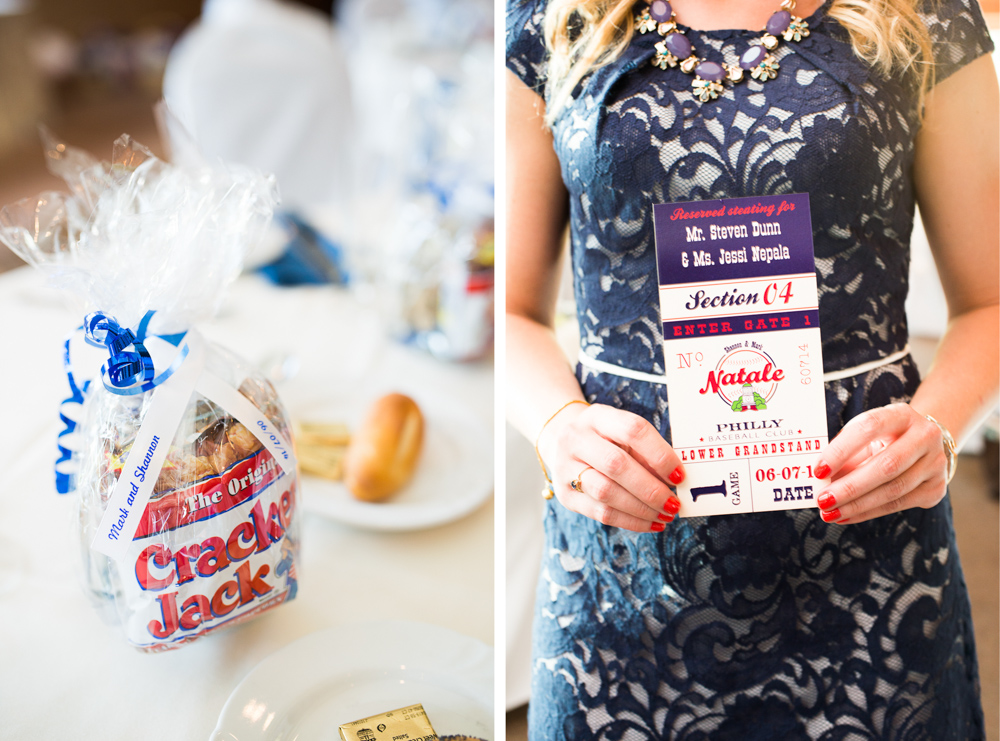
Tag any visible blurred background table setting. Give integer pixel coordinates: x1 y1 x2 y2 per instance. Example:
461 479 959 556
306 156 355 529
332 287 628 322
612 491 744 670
0 0 494 738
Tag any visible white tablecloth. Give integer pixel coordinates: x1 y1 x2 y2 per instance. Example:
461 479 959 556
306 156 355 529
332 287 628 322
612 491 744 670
0 267 494 740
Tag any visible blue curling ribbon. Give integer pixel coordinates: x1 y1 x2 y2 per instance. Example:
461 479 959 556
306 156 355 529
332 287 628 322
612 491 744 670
55 336 91 495
54 310 189 494
83 310 189 396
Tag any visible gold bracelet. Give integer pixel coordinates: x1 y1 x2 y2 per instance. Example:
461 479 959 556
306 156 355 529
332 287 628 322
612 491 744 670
535 399 589 499
923 413 958 484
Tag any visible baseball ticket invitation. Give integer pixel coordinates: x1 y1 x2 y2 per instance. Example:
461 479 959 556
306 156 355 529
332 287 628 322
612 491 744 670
653 193 830 517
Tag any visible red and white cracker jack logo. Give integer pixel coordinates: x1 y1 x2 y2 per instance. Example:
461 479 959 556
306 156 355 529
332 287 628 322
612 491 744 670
698 343 785 411
122 447 299 650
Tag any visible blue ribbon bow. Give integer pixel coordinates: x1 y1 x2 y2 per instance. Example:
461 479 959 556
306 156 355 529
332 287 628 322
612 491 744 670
55 310 189 494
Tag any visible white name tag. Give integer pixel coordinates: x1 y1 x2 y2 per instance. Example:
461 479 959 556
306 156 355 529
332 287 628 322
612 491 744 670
91 333 297 564
92 332 207 562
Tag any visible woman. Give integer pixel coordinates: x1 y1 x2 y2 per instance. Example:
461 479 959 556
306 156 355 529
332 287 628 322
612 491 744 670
506 0 997 737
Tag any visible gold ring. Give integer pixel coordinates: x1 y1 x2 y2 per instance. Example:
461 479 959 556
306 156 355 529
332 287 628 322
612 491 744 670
570 466 592 494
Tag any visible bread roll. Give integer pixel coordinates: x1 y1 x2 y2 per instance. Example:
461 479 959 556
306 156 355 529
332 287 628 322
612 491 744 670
344 393 424 501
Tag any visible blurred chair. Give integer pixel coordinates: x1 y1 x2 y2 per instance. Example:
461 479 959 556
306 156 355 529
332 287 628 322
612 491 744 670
162 0 354 214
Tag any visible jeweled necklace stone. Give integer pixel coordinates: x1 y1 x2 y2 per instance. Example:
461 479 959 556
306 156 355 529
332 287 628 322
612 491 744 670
636 0 811 102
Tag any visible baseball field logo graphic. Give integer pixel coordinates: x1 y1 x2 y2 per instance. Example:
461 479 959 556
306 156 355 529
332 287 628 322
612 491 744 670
698 343 785 411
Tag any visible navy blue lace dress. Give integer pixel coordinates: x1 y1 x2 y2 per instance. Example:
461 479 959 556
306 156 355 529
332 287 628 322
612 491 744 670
507 1 993 738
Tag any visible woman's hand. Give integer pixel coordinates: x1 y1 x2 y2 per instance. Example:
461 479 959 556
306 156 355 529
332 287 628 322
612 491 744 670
813 403 950 525
537 402 685 532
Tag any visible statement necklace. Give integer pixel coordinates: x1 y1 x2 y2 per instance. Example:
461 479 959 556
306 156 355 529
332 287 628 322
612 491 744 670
635 0 811 102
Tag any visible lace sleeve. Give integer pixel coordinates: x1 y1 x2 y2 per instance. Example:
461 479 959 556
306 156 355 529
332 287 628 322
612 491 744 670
922 0 995 85
506 0 550 93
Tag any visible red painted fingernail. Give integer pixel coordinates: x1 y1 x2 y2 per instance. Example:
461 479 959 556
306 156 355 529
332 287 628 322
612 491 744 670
664 497 681 514
821 508 841 522
669 467 684 484
814 462 831 479
651 522 666 532
657 513 672 521
837 518 851 524
817 493 836 510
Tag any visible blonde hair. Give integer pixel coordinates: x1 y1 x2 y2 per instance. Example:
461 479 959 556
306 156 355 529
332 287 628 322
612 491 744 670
543 0 935 123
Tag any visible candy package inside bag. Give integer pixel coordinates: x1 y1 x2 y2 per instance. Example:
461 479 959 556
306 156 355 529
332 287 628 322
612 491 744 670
0 122 300 652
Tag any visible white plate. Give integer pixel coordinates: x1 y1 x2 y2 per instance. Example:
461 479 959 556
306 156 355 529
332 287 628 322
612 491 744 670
297 394 493 531
211 620 493 741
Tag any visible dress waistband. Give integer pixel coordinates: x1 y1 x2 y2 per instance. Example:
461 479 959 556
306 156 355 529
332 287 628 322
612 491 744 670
577 345 912 385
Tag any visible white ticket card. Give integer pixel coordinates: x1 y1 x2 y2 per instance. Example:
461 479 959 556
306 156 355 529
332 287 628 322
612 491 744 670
653 193 830 517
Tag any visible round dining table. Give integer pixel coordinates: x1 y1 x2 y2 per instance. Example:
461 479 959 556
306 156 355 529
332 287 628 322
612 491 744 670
0 266 495 740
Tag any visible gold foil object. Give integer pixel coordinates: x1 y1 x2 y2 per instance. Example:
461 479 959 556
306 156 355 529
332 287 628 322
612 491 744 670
339 704 439 741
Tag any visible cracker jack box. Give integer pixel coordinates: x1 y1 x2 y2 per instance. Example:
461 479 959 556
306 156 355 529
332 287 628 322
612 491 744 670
0 123 301 651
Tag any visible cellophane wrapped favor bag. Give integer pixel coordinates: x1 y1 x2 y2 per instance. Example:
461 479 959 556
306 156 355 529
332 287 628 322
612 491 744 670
0 127 300 652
